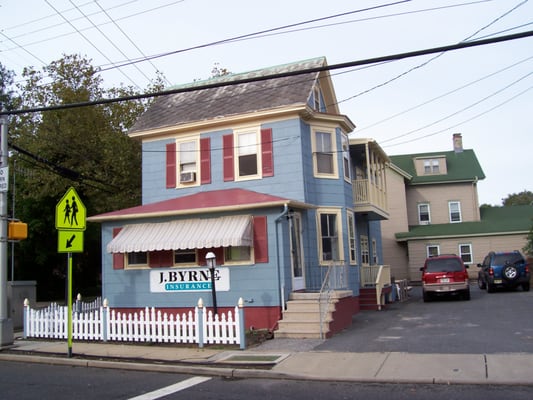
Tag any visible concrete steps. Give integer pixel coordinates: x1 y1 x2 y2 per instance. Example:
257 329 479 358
275 291 352 339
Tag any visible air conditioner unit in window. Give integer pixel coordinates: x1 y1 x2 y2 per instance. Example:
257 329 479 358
180 171 196 183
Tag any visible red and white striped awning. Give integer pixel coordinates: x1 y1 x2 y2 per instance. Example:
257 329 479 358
107 215 253 253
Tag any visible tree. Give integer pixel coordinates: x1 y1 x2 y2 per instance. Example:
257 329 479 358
502 190 533 206
8 54 164 299
0 63 16 111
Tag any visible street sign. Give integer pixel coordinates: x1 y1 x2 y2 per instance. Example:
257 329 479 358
0 166 8 192
55 187 86 230
58 230 84 253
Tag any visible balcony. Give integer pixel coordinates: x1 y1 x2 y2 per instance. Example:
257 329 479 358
353 178 389 220
350 138 389 220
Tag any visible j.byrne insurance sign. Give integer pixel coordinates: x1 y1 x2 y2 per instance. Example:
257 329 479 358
150 267 230 293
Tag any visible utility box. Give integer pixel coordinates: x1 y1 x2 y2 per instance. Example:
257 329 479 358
8 221 28 240
8 281 37 330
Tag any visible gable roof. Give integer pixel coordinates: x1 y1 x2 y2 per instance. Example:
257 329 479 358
396 205 533 241
390 149 485 185
87 188 313 222
129 57 340 135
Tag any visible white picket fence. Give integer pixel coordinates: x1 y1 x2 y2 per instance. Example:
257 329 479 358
23 298 246 349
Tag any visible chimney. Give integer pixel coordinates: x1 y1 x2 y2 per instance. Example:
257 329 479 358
453 133 463 153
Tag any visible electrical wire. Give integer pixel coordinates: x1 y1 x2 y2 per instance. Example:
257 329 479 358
2 29 532 116
44 0 141 89
383 84 533 148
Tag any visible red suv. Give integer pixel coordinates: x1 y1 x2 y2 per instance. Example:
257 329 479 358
420 254 470 302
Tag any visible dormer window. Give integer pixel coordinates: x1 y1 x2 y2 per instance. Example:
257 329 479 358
313 86 321 111
424 159 440 174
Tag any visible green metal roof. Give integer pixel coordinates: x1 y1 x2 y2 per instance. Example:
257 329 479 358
396 205 533 240
389 149 485 184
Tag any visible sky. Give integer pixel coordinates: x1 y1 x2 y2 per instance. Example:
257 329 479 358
1 0 532 206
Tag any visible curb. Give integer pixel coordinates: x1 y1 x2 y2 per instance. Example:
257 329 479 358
1 352 532 386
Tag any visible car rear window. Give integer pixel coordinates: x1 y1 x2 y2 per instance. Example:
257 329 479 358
426 258 463 272
494 253 524 266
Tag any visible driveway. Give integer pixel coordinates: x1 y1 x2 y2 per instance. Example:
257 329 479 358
316 284 533 354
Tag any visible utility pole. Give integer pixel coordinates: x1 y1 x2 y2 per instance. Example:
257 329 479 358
0 116 13 346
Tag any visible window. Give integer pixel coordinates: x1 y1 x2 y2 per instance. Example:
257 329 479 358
418 203 431 224
449 201 462 223
459 244 473 264
318 210 342 262
313 86 321 111
178 139 198 184
372 238 378 265
174 249 196 265
224 246 252 263
237 131 258 177
313 129 336 176
127 252 148 268
360 235 369 265
423 159 440 174
427 245 440 258
342 134 351 181
347 213 357 264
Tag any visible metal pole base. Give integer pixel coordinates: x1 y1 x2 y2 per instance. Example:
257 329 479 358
0 318 13 346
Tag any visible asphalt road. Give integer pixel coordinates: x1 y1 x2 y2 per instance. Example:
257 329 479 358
1 361 532 400
315 284 533 354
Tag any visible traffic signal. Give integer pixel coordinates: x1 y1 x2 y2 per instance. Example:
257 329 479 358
8 221 28 240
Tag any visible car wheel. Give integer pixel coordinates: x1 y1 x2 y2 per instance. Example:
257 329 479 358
522 282 530 292
463 288 471 301
423 291 431 302
502 263 518 282
477 276 486 290
487 283 495 293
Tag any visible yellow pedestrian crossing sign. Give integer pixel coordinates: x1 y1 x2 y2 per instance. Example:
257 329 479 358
55 187 86 231
58 230 84 253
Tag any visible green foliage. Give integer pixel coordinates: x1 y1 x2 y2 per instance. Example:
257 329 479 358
502 190 533 206
6 55 164 299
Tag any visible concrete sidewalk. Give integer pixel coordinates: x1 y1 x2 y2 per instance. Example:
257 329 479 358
1 336 533 385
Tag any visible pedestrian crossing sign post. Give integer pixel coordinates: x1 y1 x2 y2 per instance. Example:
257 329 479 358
55 187 86 358
55 187 86 231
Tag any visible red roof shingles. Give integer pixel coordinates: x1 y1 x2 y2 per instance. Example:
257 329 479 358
88 188 292 221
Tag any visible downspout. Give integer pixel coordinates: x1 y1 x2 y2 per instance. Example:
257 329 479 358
273 204 289 332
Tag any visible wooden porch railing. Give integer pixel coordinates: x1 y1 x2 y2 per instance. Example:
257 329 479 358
360 264 391 310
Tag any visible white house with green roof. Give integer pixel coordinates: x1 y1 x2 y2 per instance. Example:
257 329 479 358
381 134 533 281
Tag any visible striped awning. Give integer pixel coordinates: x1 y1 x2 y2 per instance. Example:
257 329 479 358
107 215 253 253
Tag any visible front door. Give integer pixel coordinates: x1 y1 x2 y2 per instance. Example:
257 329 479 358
289 212 305 291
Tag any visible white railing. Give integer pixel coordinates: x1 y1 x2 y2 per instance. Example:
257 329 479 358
23 298 246 349
319 261 348 339
375 265 391 311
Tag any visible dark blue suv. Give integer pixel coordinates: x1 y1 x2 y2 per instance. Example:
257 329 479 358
477 251 530 292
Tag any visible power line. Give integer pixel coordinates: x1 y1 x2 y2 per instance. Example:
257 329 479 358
335 0 529 106
99 0 414 72
383 84 533 148
91 0 172 87
357 54 533 133
43 0 141 89
67 0 151 87
381 70 533 144
2 29 532 116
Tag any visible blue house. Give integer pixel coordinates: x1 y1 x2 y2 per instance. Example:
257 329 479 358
88 57 390 338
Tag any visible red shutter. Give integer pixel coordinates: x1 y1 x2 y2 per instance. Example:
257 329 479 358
112 228 124 270
149 250 173 267
200 137 211 184
223 134 234 182
198 248 224 266
261 128 273 177
253 216 268 263
166 142 176 188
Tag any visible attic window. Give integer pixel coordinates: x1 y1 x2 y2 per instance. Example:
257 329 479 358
313 85 321 111
424 159 440 174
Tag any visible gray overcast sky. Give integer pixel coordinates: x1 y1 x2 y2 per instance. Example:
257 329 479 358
1 0 532 205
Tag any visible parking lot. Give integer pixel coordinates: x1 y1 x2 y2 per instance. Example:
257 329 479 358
317 284 533 354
